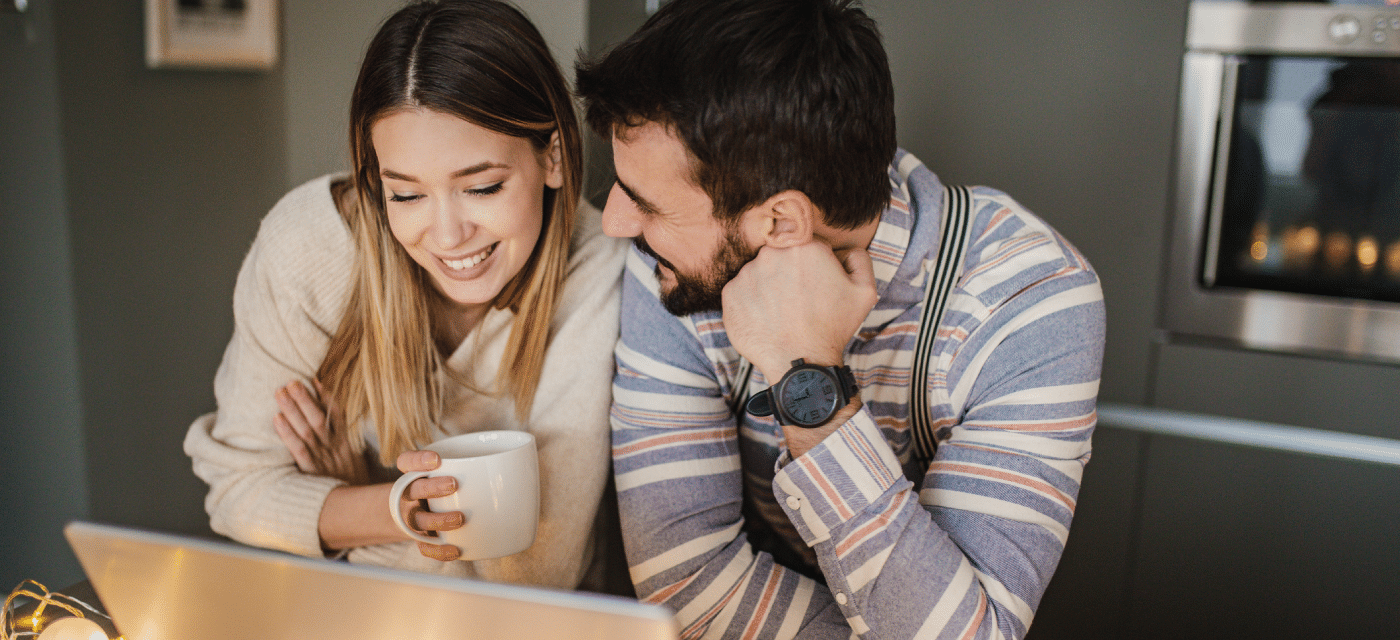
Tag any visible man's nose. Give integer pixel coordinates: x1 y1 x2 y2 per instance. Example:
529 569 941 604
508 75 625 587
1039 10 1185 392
600 182 643 238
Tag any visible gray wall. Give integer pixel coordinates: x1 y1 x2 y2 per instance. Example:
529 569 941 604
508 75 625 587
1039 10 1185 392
1 0 287 587
55 0 287 535
284 0 589 188
871 0 1189 408
1 0 88 589
283 0 399 186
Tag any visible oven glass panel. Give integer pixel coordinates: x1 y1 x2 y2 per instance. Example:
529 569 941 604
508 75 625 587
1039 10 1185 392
1212 55 1400 302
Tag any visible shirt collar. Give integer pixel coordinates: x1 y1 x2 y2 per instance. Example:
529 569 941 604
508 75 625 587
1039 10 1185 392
868 149 942 297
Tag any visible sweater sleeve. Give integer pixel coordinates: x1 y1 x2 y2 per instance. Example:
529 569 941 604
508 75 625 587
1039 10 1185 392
183 176 356 558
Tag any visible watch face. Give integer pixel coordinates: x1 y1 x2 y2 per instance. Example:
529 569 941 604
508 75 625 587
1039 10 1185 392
778 368 841 426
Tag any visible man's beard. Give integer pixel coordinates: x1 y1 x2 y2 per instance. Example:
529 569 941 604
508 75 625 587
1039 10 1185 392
635 227 758 317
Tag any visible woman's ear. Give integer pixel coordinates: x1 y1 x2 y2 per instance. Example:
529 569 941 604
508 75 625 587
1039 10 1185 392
543 130 564 190
744 190 819 249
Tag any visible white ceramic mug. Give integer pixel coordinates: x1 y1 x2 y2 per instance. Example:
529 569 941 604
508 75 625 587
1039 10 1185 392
388 430 539 560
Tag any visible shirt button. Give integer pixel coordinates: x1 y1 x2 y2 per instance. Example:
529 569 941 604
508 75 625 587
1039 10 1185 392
785 496 802 510
835 592 848 605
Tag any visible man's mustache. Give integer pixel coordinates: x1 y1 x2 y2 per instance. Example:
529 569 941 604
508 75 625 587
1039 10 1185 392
634 235 678 273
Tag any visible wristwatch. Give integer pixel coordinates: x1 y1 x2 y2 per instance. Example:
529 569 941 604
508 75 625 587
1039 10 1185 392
745 359 859 428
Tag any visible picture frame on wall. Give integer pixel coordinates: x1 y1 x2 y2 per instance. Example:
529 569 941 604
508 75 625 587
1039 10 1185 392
145 0 278 70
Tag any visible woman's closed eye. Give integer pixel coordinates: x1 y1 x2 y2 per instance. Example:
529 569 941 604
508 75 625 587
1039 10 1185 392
388 191 422 203
467 182 504 196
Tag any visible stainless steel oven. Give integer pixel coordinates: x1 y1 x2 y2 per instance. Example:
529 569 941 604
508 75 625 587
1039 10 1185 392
1164 1 1400 363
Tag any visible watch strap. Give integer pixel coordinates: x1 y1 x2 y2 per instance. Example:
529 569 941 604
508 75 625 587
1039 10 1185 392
744 388 775 417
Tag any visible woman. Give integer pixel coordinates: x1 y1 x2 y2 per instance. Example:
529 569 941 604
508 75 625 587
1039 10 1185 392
184 0 628 591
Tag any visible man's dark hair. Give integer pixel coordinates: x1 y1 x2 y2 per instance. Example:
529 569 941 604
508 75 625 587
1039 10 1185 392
576 0 896 229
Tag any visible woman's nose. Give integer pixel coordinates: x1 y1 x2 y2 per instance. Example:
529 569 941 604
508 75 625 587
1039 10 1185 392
431 200 474 249
601 182 644 238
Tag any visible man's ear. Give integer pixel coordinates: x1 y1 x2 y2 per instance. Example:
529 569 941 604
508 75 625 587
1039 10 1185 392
543 130 564 190
744 190 820 248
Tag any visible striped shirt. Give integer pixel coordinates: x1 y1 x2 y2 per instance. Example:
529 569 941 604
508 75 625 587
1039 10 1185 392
611 150 1105 640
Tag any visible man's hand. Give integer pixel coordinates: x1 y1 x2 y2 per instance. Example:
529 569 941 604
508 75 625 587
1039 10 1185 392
722 242 877 382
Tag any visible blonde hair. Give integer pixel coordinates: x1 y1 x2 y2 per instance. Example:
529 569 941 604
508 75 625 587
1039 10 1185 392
317 0 583 465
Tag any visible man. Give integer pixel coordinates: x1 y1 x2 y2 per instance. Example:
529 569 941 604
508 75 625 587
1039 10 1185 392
576 0 1105 637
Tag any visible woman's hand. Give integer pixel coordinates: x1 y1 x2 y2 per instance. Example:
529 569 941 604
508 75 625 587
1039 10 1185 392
396 450 465 562
273 379 370 486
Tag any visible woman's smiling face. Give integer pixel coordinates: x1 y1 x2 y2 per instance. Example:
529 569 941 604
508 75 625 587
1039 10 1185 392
372 108 562 311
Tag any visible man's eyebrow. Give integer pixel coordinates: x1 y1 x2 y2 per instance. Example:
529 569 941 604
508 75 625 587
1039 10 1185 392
614 178 660 216
380 161 507 182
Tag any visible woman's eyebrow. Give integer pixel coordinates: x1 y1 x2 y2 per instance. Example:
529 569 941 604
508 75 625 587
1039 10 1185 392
380 161 509 182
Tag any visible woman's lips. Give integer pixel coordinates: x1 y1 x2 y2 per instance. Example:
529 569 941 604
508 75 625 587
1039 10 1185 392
436 242 498 280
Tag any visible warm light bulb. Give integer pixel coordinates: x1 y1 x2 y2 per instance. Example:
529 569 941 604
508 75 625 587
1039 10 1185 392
1356 235 1379 271
36 617 108 640
1250 240 1268 262
1295 226 1320 255
1385 240 1400 278
1323 231 1352 270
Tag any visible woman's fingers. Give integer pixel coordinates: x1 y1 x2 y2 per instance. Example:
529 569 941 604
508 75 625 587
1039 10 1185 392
273 414 316 474
274 386 315 443
396 449 440 473
402 503 465 564
403 475 456 501
410 505 465 533
417 541 461 562
285 381 330 445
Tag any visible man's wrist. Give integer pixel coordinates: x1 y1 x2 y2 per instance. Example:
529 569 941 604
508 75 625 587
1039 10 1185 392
783 394 862 460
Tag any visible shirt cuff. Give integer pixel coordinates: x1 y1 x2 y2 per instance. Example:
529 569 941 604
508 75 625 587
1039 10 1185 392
771 408 905 548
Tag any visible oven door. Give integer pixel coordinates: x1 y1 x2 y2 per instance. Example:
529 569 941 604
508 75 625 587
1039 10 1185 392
1163 5 1400 364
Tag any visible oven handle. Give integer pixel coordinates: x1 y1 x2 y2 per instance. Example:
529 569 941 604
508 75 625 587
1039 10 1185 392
1202 55 1243 287
1098 403 1400 468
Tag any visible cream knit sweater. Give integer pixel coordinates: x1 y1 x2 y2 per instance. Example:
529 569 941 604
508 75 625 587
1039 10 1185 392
184 174 628 588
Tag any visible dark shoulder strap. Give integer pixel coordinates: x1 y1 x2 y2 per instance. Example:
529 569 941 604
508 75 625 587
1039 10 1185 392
910 185 974 464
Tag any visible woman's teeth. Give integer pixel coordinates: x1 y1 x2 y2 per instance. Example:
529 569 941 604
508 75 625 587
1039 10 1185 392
443 244 495 270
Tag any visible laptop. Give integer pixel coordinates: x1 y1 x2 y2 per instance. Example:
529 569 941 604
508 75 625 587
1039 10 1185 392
64 521 678 640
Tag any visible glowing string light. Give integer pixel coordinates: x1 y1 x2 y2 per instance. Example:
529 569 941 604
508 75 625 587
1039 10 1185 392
3 581 112 640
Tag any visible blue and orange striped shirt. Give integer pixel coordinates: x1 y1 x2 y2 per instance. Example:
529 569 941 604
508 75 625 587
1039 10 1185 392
611 150 1105 639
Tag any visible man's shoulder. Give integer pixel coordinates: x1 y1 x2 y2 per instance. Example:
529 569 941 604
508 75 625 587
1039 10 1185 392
616 246 742 376
948 187 1099 308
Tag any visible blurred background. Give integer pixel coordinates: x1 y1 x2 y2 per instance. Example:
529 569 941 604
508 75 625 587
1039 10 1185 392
3 1 1397 638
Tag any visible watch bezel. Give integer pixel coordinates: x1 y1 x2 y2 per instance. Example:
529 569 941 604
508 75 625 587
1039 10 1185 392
773 361 845 427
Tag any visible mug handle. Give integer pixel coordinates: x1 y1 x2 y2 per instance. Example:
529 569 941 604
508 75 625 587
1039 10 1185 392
388 471 443 545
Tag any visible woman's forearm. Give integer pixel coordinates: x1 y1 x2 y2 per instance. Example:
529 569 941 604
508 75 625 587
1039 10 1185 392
318 483 407 551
